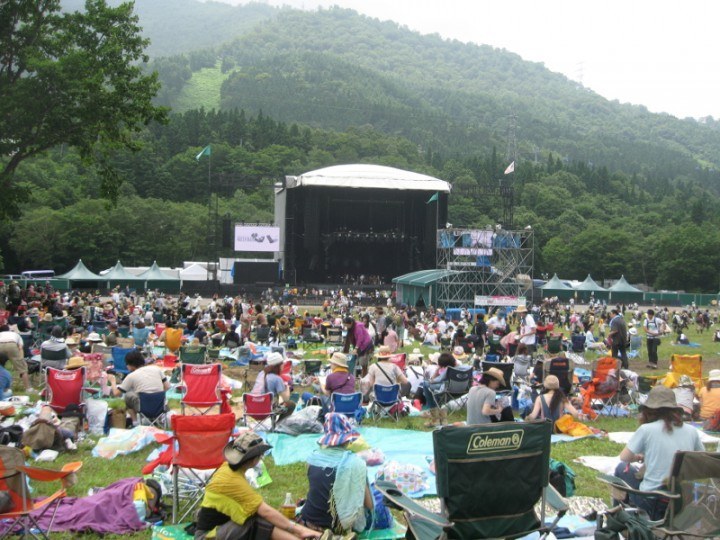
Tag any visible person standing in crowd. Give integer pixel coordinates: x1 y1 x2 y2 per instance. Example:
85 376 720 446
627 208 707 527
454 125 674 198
0 324 31 392
342 316 374 378
516 304 537 354
643 308 663 369
608 308 629 369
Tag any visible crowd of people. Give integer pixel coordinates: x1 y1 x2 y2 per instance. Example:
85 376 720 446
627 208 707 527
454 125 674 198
1 279 719 538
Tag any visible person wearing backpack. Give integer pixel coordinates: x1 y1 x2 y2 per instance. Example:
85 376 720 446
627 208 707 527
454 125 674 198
642 309 663 369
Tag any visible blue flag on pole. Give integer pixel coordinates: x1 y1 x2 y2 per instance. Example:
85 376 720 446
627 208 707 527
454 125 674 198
195 145 211 161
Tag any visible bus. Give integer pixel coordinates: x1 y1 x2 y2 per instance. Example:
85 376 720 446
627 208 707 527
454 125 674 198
20 270 56 281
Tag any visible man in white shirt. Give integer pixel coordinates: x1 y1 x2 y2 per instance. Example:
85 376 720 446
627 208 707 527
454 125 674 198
516 304 537 353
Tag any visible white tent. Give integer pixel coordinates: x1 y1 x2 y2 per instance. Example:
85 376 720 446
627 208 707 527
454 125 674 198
179 263 208 281
285 164 451 192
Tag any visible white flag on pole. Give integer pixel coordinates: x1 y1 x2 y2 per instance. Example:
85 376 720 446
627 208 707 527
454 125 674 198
504 161 515 175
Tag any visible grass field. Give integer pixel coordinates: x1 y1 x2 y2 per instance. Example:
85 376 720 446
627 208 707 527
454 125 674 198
173 63 227 113
11 318 720 539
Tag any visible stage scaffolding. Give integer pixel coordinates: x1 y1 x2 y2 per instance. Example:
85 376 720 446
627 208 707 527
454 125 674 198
435 227 534 308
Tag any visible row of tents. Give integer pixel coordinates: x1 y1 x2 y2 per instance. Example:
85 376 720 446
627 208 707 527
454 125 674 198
541 274 643 302
49 260 211 293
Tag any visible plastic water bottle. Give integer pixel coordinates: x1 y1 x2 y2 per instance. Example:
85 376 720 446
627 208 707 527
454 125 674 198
280 492 296 519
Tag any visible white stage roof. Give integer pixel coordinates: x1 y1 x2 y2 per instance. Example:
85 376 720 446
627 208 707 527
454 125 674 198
285 164 451 192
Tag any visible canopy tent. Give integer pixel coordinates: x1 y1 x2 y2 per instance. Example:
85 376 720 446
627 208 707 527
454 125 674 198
57 259 104 288
285 164 451 192
137 261 181 293
539 273 574 300
100 261 144 289
179 263 208 282
607 275 644 303
574 274 608 301
393 269 462 307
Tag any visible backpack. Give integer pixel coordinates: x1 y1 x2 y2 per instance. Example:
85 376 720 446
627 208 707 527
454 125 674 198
549 458 576 497
0 425 23 446
21 419 62 451
703 408 720 432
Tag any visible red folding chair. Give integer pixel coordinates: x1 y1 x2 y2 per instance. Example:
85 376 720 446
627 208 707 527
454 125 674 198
280 359 293 385
142 413 235 523
389 353 407 372
0 446 83 540
45 367 87 417
180 363 223 415
580 356 622 419
242 392 278 432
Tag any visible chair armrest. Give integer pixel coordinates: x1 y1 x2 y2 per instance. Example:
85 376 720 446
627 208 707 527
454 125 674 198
375 480 452 529
154 432 174 445
597 474 681 500
545 483 569 514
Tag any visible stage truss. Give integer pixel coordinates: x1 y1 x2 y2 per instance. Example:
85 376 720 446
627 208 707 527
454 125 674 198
435 227 534 308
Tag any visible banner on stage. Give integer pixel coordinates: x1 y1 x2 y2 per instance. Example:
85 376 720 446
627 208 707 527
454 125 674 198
234 225 280 252
474 295 524 307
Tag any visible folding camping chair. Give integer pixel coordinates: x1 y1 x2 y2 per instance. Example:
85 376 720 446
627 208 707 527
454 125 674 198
580 356 623 418
109 346 133 378
179 345 206 365
429 366 473 409
598 451 720 539
481 361 514 393
570 333 586 354
0 446 83 540
303 359 323 377
667 354 703 390
242 392 278 432
377 421 567 540
147 413 235 524
629 375 658 407
389 353 407 372
547 332 564 354
369 384 402 422
330 391 363 422
138 391 168 429
45 366 87 417
346 354 358 378
628 334 643 359
325 327 343 346
180 363 223 415
254 325 271 345
301 326 324 351
541 355 574 395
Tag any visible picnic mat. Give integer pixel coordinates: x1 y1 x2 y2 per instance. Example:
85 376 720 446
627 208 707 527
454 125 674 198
265 426 437 496
609 427 720 445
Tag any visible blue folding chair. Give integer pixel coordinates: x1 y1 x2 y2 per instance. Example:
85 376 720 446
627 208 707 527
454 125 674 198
346 354 358 377
330 392 363 423
110 346 133 378
369 383 401 422
138 391 168 428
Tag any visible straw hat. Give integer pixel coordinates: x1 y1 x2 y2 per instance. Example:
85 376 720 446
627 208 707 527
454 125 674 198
65 336 79 346
376 345 393 359
66 357 87 370
408 348 424 363
329 352 349 368
86 332 103 342
428 352 440 364
42 313 53 322
640 386 681 411
516 304 528 313
318 412 360 447
266 352 284 366
224 432 272 467
484 367 506 387
708 369 720 382
452 346 468 360
543 375 560 390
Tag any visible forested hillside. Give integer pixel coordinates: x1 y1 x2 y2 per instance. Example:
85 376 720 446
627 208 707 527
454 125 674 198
5 1 720 293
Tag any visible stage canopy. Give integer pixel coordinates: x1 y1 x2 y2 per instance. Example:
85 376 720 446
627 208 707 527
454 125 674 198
393 269 462 307
608 275 643 302
57 260 102 281
539 273 574 300
100 261 143 288
138 261 180 292
285 164 451 192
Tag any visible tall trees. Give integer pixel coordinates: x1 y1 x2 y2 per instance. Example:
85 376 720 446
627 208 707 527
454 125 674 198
0 0 166 219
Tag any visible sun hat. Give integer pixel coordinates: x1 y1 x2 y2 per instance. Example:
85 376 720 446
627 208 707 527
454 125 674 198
86 332 103 342
708 369 720 382
543 375 560 390
484 367 506 387
224 432 272 466
428 352 440 364
328 352 348 368
65 336 79 346
640 385 681 411
266 352 284 366
42 313 53 322
408 348 424 363
66 357 87 370
516 304 528 313
376 345 393 359
318 412 360 447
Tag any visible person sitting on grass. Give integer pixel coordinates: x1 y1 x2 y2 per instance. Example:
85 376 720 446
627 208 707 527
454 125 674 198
466 367 514 424
698 369 720 421
299 413 372 539
0 352 13 399
526 375 581 427
106 350 169 426
194 432 319 540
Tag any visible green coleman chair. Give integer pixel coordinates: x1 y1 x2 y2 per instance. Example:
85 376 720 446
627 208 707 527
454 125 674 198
597 451 720 539
179 345 207 365
377 420 567 539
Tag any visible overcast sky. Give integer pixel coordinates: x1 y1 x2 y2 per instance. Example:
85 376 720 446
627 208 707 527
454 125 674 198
219 0 720 120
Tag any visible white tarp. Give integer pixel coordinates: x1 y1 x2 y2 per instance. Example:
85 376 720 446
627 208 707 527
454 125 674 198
179 263 208 281
285 164 451 192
